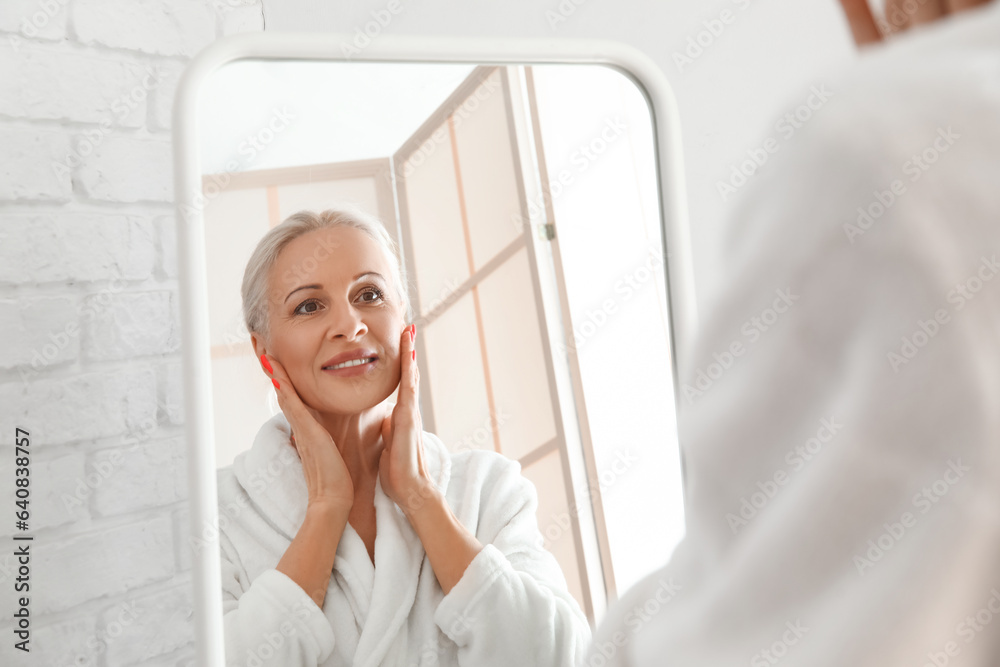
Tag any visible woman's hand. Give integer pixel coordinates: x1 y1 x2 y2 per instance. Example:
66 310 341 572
379 324 437 516
378 324 486 594
260 353 355 511
838 0 986 46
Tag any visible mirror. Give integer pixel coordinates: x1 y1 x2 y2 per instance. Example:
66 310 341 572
177 36 690 667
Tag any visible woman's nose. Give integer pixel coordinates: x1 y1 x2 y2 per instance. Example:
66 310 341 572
326 302 367 339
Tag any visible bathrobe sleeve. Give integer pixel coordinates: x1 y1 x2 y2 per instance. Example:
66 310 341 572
220 530 337 666
433 454 592 667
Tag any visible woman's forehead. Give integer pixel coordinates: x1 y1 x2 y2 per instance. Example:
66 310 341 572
271 226 391 289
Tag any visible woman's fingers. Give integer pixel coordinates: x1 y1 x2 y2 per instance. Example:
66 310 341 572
839 0 885 45
402 324 419 410
381 411 393 452
882 0 949 36
379 324 431 510
260 354 315 438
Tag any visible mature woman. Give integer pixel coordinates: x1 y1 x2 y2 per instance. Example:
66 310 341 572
216 208 592 666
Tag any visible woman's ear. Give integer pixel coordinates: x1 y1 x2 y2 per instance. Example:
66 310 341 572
250 331 268 361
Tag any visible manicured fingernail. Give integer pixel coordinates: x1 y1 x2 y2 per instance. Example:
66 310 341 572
412 324 417 342
261 354 273 374
412 349 415 361
272 378 280 389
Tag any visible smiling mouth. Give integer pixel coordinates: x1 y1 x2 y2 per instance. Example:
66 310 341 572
323 357 377 370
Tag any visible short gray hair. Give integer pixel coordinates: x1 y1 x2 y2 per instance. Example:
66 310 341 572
241 207 412 345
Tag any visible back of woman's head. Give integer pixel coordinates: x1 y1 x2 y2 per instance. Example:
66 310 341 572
241 207 412 345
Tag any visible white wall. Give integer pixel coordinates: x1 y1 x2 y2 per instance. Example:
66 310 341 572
0 3 264 665
0 0 855 664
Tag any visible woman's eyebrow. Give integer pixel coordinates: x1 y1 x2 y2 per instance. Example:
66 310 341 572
284 284 321 304
283 272 385 303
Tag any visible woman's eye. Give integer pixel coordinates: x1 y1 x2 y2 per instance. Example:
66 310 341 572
359 288 385 303
294 299 320 315
294 289 382 314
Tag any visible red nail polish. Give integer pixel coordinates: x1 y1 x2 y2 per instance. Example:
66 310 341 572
261 354 273 374
412 349 415 361
272 378 280 390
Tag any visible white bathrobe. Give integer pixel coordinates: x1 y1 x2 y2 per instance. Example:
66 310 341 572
216 411 591 667
587 3 1000 666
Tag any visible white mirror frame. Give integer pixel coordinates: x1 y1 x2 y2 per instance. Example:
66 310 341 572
172 32 695 667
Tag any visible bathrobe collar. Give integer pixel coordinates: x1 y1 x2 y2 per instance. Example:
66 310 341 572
232 411 453 667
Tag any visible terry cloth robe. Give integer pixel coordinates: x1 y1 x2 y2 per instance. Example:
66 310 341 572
216 411 592 667
585 4 1000 667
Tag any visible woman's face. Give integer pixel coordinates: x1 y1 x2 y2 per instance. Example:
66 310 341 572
254 225 406 416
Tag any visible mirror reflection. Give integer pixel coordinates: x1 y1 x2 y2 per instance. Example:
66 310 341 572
197 59 684 666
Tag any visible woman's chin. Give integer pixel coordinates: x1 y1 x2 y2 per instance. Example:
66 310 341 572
309 384 395 417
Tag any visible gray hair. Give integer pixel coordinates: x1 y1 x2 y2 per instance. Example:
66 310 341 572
241 207 413 345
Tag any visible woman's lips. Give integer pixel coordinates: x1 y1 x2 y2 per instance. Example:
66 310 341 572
321 357 378 377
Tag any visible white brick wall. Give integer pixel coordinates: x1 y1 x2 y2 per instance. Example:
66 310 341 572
0 126 74 201
0 41 149 125
0 213 156 285
0 0 69 42
77 135 176 203
0 0 263 664
73 0 216 57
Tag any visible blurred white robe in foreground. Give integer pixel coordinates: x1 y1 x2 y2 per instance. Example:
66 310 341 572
586 4 1000 666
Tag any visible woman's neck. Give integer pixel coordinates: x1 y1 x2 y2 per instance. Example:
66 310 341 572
310 405 387 492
